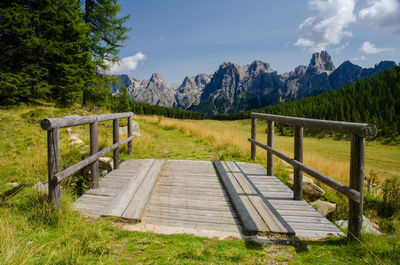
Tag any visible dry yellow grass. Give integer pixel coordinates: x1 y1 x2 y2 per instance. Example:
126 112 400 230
136 115 353 185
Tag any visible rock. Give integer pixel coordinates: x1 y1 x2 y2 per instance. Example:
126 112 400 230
5 182 20 187
32 181 48 194
101 170 108 177
69 139 85 147
119 122 141 136
303 181 325 197
98 157 113 171
311 200 336 217
67 128 72 134
287 174 325 197
336 218 381 234
68 135 81 142
119 126 128 135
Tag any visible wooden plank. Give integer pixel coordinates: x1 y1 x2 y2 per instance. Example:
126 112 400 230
225 161 294 235
146 205 238 218
102 159 155 217
122 159 165 220
214 161 266 234
144 212 239 225
148 200 233 212
142 216 242 233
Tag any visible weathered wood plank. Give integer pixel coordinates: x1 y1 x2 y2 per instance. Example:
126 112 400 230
142 216 242 233
102 159 155 217
146 205 238 218
214 161 266 234
225 161 294 234
122 159 165 220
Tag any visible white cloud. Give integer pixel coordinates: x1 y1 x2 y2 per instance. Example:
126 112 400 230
359 0 400 33
334 42 349 54
295 0 357 51
352 55 367 61
359 41 393 54
106 52 146 74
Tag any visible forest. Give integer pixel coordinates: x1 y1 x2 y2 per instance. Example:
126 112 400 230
213 65 400 142
0 0 206 120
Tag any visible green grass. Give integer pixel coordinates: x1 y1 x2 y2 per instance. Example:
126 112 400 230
1 105 400 264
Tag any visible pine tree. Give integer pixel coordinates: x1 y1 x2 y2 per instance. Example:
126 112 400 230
82 0 130 106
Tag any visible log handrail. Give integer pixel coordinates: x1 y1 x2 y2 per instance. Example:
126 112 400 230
248 112 377 241
41 112 135 206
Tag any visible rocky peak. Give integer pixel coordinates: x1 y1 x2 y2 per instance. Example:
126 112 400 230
307 50 335 74
247 60 274 74
149 73 165 85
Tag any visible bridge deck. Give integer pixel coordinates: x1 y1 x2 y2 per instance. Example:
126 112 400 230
73 159 344 239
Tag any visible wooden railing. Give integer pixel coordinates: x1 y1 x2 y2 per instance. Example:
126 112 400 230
41 112 135 206
248 112 377 241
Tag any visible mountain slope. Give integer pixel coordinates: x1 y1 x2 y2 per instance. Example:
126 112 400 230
112 51 396 116
258 65 400 140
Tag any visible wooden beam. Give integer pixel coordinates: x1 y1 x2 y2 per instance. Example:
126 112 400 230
250 112 377 139
90 121 99 189
40 112 133 130
251 118 257 160
267 121 274 176
55 136 135 182
293 126 303 200
128 116 133 155
248 138 361 203
48 128 60 206
348 134 365 241
113 119 119 170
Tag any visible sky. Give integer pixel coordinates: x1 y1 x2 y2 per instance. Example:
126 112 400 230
107 0 400 83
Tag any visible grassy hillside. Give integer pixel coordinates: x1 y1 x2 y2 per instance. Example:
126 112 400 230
1 105 399 264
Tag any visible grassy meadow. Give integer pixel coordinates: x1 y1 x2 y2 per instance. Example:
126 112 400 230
1 105 399 264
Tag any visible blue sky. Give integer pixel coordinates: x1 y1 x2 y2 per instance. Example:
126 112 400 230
108 0 400 83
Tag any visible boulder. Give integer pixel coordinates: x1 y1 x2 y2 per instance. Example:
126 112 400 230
5 182 20 187
99 157 113 171
287 174 325 197
69 139 85 147
311 200 336 217
336 218 381 234
32 181 48 194
118 121 141 136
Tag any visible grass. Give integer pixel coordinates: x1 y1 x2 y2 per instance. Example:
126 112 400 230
1 105 400 264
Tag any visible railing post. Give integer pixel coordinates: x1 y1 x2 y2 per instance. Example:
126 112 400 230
128 115 133 155
251 118 257 160
267 121 274 176
293 125 303 200
348 134 365 241
47 128 60 206
113 119 120 169
90 120 99 188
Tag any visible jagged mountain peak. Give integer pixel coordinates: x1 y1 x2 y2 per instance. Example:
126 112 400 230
247 60 274 74
307 50 335 74
149 73 165 83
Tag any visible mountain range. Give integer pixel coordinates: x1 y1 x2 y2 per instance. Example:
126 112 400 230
111 51 396 116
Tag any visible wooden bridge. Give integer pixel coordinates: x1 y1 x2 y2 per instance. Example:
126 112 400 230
41 112 377 241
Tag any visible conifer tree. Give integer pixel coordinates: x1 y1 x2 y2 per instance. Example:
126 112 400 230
82 0 130 106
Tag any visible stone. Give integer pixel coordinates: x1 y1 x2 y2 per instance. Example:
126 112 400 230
336 217 381 234
5 182 20 187
67 128 72 134
101 170 108 177
99 157 113 171
32 181 48 194
119 122 141 136
68 135 81 142
287 174 325 197
69 139 85 147
311 200 336 217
